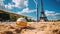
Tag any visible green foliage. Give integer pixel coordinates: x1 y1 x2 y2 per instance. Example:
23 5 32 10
0 10 35 22
57 19 60 21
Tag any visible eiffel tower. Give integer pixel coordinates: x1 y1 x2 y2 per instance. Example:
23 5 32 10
39 0 48 22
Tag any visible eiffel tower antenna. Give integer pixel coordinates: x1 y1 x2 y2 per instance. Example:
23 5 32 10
40 0 48 22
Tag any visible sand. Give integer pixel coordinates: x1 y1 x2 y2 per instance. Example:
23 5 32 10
0 21 60 34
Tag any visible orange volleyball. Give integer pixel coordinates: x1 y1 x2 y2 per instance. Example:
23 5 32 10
16 22 27 27
16 18 27 27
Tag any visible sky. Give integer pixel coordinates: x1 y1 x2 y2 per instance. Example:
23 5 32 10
0 0 60 20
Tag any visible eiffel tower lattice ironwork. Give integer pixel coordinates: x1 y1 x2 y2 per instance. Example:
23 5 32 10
39 0 48 22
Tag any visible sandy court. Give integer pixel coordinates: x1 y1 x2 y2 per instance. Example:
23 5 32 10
0 22 60 34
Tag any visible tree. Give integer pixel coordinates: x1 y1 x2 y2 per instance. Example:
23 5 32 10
57 19 60 21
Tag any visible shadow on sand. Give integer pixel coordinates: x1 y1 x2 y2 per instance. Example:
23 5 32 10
15 26 36 34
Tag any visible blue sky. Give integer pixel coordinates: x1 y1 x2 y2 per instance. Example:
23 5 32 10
0 0 60 20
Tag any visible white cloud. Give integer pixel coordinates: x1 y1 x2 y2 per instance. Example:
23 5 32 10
45 10 55 16
0 0 28 9
0 0 4 6
45 10 60 16
5 3 14 9
17 8 36 14
6 0 28 9
12 0 28 7
22 8 29 13
45 10 60 20
55 13 60 16
0 0 4 1
12 0 23 7
24 0 28 7
0 0 13 9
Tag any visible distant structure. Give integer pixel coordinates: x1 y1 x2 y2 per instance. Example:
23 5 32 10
0 9 35 22
39 0 48 22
